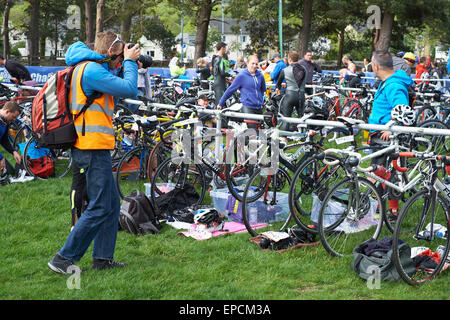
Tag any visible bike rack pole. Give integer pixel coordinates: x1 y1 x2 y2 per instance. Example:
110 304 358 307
125 99 450 137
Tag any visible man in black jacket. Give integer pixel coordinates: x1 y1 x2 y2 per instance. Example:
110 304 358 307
0 55 32 84
299 50 322 95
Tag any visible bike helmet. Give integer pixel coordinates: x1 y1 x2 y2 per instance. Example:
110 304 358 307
391 104 415 126
304 98 329 120
402 52 416 64
193 208 224 231
396 51 405 58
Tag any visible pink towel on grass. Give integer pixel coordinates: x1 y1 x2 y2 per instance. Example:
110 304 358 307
179 221 268 241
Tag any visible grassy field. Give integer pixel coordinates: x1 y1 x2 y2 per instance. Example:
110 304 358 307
0 148 449 302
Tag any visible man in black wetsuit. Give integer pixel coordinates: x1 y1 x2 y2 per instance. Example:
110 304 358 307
275 51 308 131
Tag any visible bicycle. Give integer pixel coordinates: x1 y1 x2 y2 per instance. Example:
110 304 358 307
392 152 450 285
316 130 434 257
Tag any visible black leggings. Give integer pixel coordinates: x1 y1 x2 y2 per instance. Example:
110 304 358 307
280 91 305 131
70 162 88 227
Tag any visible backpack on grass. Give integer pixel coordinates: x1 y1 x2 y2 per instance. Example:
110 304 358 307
31 61 100 149
119 190 162 235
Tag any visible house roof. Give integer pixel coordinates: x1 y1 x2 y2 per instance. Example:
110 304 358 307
209 18 250 35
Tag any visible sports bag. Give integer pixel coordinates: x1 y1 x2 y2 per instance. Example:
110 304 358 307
153 184 200 219
350 238 416 282
27 155 54 178
119 190 162 235
31 61 100 149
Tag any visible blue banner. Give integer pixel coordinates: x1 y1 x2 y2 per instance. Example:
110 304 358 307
0 66 64 84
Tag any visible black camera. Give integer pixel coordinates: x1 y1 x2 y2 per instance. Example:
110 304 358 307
127 43 153 69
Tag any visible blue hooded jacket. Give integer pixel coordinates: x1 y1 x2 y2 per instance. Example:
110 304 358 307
218 69 266 109
65 41 138 99
368 70 413 126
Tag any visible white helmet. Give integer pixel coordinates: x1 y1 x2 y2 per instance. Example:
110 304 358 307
391 104 415 126
193 209 224 231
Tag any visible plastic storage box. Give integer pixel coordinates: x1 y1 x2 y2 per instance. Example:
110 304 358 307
209 188 290 223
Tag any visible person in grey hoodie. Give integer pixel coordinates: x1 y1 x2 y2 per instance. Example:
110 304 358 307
217 55 266 128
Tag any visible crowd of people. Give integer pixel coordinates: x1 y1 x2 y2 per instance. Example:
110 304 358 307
1 33 449 276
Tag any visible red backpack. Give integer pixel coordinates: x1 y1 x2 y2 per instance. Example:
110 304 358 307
31 61 99 149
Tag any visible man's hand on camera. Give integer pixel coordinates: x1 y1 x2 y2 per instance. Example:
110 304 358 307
124 43 140 62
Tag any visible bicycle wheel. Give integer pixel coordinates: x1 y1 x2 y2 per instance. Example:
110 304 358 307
115 146 150 199
289 153 347 234
12 123 32 152
418 119 449 155
224 136 268 203
150 156 206 216
318 176 384 257
147 139 172 183
22 136 72 180
392 189 450 286
341 99 367 122
241 166 292 237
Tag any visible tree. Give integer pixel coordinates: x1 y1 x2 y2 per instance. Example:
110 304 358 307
27 0 40 65
95 0 105 43
297 0 313 57
1 0 12 58
85 0 95 45
167 0 221 66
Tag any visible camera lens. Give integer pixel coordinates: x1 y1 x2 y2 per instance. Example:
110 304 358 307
138 54 153 69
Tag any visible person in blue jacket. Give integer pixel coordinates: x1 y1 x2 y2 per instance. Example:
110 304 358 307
217 54 266 128
269 53 287 83
0 101 21 175
368 50 413 223
447 47 450 74
48 31 140 275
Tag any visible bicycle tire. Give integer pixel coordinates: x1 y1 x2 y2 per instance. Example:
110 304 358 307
241 166 292 237
115 146 150 199
392 189 450 286
22 136 72 180
318 176 384 257
150 156 206 216
289 153 347 234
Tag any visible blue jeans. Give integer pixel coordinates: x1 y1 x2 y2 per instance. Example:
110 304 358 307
59 149 120 261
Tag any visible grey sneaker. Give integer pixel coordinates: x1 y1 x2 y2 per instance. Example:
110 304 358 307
48 253 81 275
91 258 128 271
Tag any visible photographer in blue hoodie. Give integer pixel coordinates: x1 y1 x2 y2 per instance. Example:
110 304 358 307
368 50 413 223
217 54 266 128
48 31 140 274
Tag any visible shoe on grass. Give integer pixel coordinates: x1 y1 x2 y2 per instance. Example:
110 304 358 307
91 258 128 271
48 253 81 275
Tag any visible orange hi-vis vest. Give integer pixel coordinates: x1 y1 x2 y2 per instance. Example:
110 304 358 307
69 62 115 150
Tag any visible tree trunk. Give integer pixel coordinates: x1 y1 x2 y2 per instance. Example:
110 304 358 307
2 0 11 58
95 0 105 45
29 0 40 65
373 8 393 51
297 0 313 57
85 0 95 44
337 28 344 68
193 1 213 65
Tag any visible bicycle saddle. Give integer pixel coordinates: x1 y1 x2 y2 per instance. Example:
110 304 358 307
336 116 365 126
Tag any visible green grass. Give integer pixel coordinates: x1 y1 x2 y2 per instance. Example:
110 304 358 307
0 148 449 301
